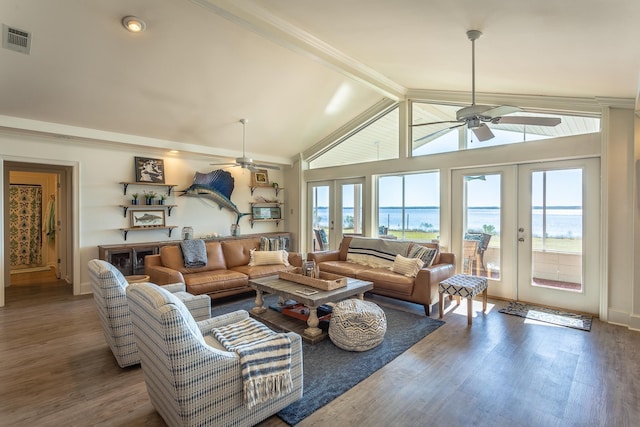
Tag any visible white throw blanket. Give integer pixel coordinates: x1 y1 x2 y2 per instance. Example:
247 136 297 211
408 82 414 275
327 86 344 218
212 317 293 409
346 237 412 268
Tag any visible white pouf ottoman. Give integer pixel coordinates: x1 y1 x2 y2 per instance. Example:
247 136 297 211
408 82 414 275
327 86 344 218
329 299 387 351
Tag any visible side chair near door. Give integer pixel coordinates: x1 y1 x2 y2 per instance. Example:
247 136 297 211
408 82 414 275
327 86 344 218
88 259 211 368
126 282 303 427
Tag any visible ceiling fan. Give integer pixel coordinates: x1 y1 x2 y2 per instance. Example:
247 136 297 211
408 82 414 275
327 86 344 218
412 30 561 142
210 118 280 171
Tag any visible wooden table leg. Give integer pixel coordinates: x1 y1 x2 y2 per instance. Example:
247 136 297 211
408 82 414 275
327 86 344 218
482 288 488 312
304 307 322 337
439 292 444 319
467 297 473 325
251 289 267 314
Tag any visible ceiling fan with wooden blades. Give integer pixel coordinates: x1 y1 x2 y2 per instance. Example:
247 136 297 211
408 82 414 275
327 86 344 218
210 118 280 171
412 30 561 142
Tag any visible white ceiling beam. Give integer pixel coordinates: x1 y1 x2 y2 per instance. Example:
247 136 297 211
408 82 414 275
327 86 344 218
190 0 406 101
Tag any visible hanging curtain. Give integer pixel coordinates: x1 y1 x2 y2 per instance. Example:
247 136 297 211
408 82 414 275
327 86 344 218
9 184 43 268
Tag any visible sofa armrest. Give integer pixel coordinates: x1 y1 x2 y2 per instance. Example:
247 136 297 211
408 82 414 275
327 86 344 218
416 262 456 286
160 282 186 293
197 309 250 334
288 252 303 268
438 252 456 266
307 250 340 263
146 264 185 286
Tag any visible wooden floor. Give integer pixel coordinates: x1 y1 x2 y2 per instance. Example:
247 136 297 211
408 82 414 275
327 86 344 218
1 278 639 427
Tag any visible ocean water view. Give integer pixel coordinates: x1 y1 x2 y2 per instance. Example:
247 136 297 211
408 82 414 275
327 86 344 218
315 206 583 238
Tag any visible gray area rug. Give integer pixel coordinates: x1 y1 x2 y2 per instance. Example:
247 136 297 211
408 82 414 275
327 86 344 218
499 301 592 331
214 295 444 426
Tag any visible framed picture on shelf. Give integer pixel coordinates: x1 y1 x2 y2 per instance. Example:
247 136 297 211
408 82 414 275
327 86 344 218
135 156 165 183
252 206 281 220
130 210 166 228
251 169 269 187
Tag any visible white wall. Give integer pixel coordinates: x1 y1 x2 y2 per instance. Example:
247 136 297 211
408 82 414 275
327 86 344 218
0 131 285 302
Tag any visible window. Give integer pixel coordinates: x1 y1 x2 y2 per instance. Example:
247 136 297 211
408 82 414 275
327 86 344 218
310 108 399 169
411 101 601 156
378 172 439 240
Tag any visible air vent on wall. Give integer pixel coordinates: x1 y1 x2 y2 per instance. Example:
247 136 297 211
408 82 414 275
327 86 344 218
3 24 31 55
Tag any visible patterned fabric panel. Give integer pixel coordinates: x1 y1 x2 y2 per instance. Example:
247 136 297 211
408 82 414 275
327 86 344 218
126 282 303 427
439 274 488 298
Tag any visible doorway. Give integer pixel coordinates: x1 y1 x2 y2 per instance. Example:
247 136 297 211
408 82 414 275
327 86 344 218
308 179 365 252
452 158 600 314
3 161 73 305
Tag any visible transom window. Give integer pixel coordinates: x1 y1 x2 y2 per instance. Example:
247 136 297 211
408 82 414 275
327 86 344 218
411 101 601 157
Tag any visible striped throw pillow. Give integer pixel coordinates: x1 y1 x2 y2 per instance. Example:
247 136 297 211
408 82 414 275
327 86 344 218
390 254 424 277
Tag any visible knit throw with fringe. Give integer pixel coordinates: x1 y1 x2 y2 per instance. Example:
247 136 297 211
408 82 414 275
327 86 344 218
213 317 293 408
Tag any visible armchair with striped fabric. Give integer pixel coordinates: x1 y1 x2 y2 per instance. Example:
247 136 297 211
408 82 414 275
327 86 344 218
88 259 211 368
126 282 303 427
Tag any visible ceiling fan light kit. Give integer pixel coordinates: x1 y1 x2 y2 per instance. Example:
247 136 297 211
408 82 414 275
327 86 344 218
210 118 280 171
412 29 561 142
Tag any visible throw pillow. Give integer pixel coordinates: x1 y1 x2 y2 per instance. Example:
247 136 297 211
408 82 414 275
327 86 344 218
249 249 290 266
408 245 437 267
390 254 424 277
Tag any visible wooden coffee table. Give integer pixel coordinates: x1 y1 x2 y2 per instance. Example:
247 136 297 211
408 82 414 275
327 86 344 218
248 275 374 343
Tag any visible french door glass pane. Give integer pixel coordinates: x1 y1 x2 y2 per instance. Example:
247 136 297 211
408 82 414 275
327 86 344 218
311 186 330 251
531 169 583 291
464 174 501 279
342 184 362 235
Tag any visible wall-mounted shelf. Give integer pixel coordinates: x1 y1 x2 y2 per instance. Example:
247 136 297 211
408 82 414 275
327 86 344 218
119 226 177 240
119 204 177 217
250 185 284 197
119 181 178 196
249 219 282 228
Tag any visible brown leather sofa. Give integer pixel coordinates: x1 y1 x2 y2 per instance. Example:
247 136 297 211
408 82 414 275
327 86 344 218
307 236 455 316
145 237 301 300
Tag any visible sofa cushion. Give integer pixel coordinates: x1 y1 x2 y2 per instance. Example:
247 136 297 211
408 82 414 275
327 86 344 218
232 264 295 279
249 249 290 266
221 238 261 268
408 245 437 267
183 269 247 295
160 242 227 273
356 268 415 296
316 260 372 278
390 254 424 277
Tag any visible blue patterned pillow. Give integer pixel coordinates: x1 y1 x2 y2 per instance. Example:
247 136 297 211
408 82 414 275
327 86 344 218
408 245 437 267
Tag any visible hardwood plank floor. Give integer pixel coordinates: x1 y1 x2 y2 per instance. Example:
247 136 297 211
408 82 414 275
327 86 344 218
1 279 638 426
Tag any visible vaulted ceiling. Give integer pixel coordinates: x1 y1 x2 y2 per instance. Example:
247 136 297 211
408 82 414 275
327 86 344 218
1 0 638 166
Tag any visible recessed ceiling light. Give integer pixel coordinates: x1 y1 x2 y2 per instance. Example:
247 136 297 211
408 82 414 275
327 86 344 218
122 16 146 33
169 150 179 154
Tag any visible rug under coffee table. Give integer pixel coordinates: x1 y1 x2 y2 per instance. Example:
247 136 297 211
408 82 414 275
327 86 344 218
248 275 374 344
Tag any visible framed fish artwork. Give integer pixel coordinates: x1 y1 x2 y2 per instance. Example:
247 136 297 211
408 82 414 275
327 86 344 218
135 157 165 183
130 210 165 228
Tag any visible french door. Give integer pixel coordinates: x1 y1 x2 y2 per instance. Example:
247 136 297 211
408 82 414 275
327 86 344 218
452 158 600 313
308 179 364 253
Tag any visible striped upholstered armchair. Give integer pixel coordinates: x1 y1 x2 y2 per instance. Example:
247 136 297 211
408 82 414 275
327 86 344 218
88 259 211 368
126 282 303 427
